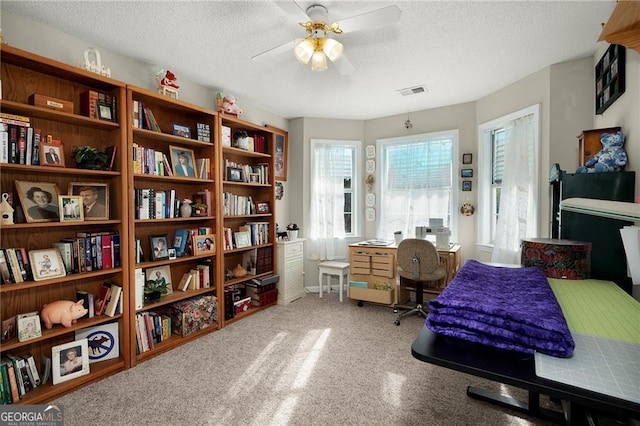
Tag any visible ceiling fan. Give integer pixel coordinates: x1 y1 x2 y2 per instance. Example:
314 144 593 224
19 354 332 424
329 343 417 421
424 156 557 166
252 2 402 74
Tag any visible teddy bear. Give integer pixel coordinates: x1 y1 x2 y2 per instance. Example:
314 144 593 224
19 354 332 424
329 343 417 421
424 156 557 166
222 95 243 116
576 131 627 173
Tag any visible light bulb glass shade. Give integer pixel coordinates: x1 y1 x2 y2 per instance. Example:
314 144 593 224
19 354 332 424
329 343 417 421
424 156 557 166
294 39 314 65
322 38 343 62
311 51 328 71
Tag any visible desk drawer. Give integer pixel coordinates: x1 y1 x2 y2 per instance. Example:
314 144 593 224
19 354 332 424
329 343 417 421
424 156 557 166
351 254 371 275
371 254 394 278
284 242 303 257
349 286 394 306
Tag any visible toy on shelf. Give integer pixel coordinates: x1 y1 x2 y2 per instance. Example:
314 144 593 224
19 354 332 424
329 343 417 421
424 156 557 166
156 69 180 99
221 95 243 117
40 300 88 329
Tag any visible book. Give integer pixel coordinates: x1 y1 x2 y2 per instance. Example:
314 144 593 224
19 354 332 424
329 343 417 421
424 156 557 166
76 290 92 319
104 284 122 317
39 355 51 385
52 242 73 274
0 361 11 403
23 353 40 388
105 145 117 171
1 357 19 402
0 249 13 284
178 272 192 292
95 284 111 316
4 354 24 398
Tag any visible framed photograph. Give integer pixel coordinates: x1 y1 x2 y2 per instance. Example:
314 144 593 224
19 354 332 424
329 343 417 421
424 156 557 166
169 146 196 177
173 229 190 257
144 265 173 296
15 180 62 223
274 131 287 181
29 248 67 281
234 231 251 249
52 339 90 385
172 123 191 139
68 182 109 220
227 167 243 182
96 100 113 121
149 234 170 261
256 201 270 214
193 234 216 255
248 173 260 183
17 313 42 342
462 153 473 164
461 169 474 178
2 316 16 342
59 195 84 222
462 180 473 192
168 248 177 260
40 142 65 167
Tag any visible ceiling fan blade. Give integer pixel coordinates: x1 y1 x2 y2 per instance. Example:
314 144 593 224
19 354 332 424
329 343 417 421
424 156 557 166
274 0 310 22
333 54 354 75
336 5 402 34
252 39 297 62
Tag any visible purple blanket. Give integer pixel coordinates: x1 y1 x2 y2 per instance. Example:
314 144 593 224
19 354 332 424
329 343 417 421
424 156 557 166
426 260 575 357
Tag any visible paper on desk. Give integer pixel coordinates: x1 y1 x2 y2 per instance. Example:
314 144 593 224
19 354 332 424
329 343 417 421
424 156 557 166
620 226 640 284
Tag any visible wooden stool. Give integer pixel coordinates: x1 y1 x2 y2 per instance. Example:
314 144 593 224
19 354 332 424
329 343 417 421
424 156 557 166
318 261 350 302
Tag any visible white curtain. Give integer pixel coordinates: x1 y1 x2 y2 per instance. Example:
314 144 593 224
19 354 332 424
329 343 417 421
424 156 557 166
491 114 537 264
307 143 347 260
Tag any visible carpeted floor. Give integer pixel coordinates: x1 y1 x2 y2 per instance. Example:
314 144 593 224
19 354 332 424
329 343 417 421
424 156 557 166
54 291 610 425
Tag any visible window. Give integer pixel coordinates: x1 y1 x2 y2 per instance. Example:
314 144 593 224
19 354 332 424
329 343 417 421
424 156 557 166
309 140 359 238
478 105 539 255
377 131 458 240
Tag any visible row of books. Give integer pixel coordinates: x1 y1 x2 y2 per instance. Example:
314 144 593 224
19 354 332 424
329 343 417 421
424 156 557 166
56 231 121 275
79 90 117 122
0 248 32 284
134 311 172 354
131 142 211 179
222 192 256 216
134 189 211 220
0 353 45 403
222 223 270 251
78 281 123 320
224 159 269 184
241 247 274 276
131 100 161 132
177 261 213 292
0 113 41 165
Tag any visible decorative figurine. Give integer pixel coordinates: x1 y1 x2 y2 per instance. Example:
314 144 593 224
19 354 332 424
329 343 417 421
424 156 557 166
156 69 180 99
0 193 14 225
221 95 243 116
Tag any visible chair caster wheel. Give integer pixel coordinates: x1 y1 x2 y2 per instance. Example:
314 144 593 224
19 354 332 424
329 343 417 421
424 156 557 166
357 301 363 307
393 308 398 313
394 320 400 326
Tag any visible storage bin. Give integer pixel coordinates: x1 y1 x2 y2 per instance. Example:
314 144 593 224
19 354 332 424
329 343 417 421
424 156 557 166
170 295 218 337
521 238 591 279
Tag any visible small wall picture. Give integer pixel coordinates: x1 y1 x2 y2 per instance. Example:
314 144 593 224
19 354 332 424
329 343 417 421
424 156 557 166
59 195 84 222
15 181 62 223
68 182 109 220
144 265 173 296
193 234 215 255
150 234 170 261
96 100 113 121
461 169 473 178
41 143 65 167
256 201 270 214
462 153 473 165
29 248 67 281
172 123 191 139
52 339 90 385
462 180 472 192
169 146 196 177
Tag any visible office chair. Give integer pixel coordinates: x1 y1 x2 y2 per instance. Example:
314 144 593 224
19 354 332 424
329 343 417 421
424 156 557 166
393 238 446 326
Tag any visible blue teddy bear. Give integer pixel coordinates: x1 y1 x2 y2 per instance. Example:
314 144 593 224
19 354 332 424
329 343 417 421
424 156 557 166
576 131 627 173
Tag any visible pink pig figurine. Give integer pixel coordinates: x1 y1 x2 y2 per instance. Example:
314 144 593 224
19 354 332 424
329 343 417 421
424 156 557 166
40 300 88 329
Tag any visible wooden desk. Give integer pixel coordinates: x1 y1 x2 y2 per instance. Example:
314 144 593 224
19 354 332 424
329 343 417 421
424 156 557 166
347 242 462 306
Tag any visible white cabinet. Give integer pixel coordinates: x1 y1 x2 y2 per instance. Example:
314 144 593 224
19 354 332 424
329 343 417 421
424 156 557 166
276 238 305 304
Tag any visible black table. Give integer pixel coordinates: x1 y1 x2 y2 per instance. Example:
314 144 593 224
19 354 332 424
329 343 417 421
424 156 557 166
411 326 640 425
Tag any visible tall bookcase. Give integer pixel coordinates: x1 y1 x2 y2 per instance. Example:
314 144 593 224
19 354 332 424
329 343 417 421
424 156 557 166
217 114 277 326
0 45 129 403
125 86 219 367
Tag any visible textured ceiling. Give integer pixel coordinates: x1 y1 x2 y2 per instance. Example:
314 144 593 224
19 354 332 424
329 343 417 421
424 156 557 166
2 1 616 120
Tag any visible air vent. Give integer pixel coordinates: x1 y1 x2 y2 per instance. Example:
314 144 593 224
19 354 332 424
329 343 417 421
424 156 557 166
397 85 427 96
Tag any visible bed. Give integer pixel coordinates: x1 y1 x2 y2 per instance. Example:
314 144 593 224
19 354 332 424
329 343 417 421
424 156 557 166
412 260 640 424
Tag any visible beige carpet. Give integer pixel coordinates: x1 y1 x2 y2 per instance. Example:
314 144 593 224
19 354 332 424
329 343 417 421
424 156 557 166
54 291 596 425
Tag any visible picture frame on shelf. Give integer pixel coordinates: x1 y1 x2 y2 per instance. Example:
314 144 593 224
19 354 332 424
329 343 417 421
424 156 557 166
17 313 42 342
58 195 84 222
256 201 270 214
96 100 113 121
52 339 90 385
28 248 67 281
173 229 190 257
68 182 109 221
40 142 65 167
144 265 173 296
172 123 191 139
2 317 16 342
193 234 215 255
461 169 473 178
168 248 177 260
274 131 287 181
149 234 170 261
249 173 260 183
234 231 251 249
462 180 472 192
462 153 473 165
15 180 62 223
227 167 243 182
169 146 196 177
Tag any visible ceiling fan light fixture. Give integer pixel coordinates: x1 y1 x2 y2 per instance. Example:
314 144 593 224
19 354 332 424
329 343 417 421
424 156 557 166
322 38 343 61
311 50 328 71
294 38 315 65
